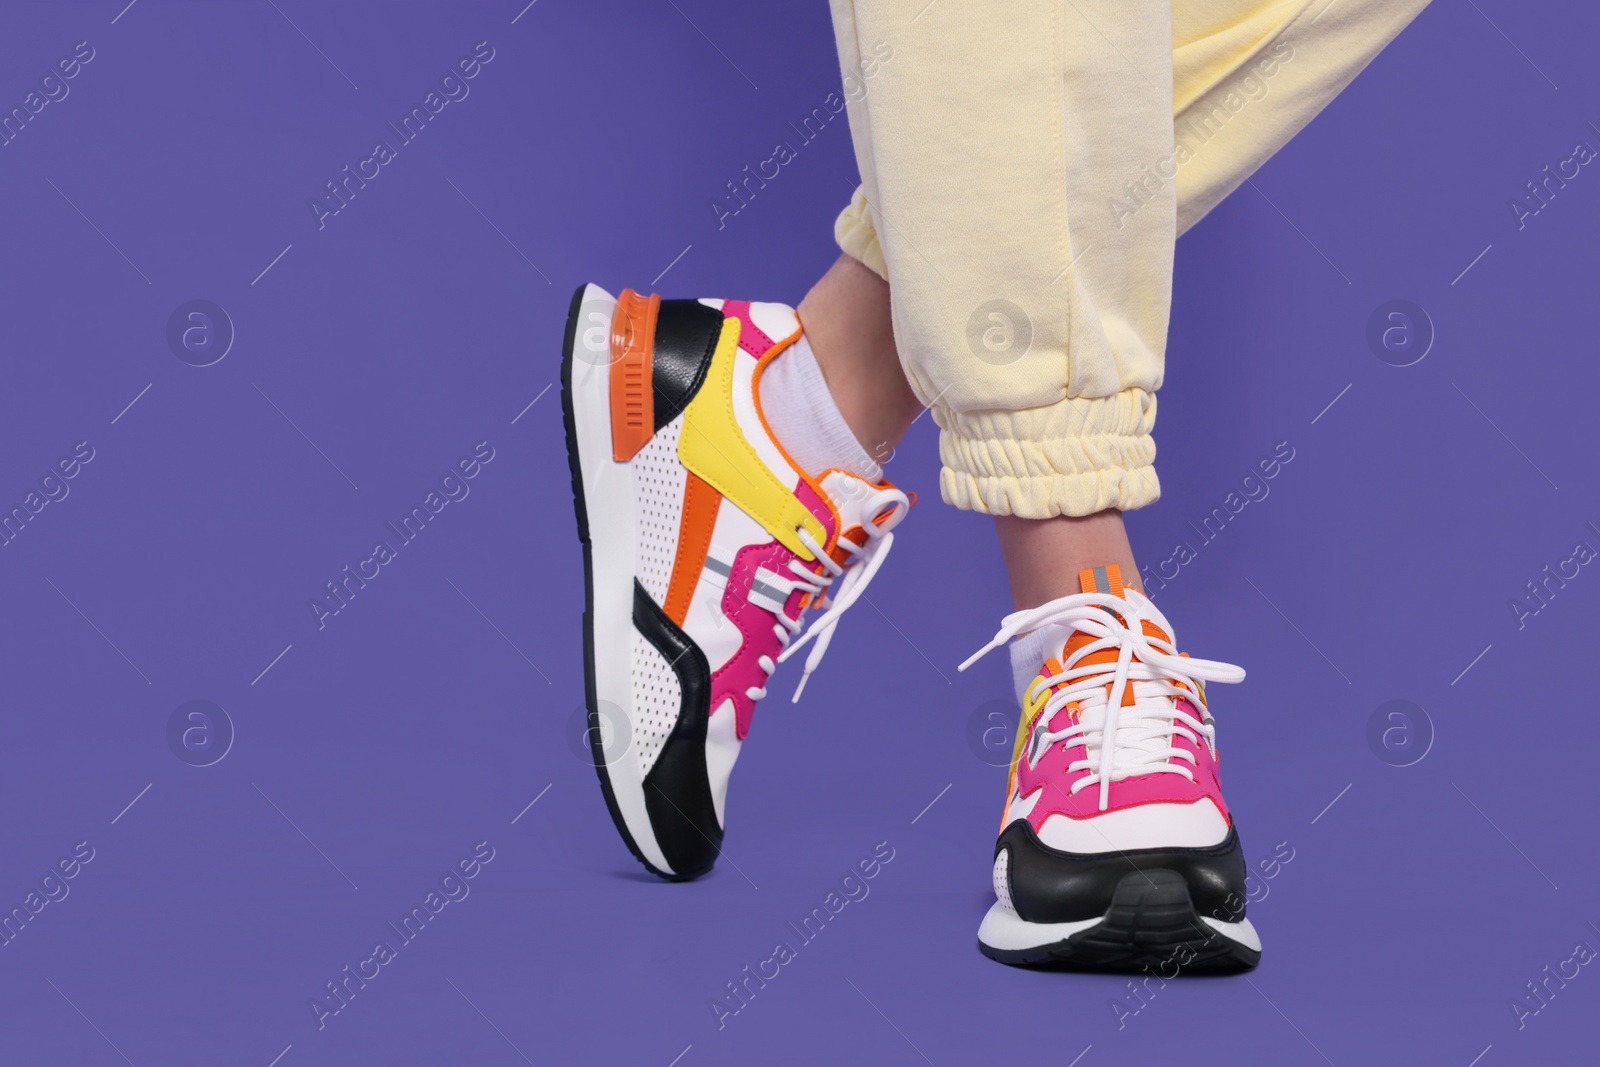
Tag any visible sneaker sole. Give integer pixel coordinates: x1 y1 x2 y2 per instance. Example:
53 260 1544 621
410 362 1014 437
977 868 1261 972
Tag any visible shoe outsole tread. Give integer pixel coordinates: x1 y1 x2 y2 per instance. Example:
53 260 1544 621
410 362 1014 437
980 869 1261 972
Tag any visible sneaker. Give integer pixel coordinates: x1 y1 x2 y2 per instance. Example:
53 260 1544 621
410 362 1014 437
959 564 1261 970
560 284 910 880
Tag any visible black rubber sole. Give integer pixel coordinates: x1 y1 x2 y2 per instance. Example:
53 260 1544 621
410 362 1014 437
559 284 694 883
979 869 1261 973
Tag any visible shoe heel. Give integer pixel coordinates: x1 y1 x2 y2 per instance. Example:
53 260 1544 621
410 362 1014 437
609 288 659 462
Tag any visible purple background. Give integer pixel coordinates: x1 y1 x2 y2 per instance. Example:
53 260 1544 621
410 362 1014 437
0 1 1594 1064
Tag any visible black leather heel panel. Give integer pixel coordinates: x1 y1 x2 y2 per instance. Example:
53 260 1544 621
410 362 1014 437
650 300 724 432
635 580 721 879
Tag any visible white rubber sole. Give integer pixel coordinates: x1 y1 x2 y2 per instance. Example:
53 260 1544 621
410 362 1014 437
977 902 1261 955
566 284 675 876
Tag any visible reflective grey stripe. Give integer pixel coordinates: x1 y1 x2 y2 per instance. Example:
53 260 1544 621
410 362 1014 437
703 556 732 577
1092 564 1109 593
750 579 787 603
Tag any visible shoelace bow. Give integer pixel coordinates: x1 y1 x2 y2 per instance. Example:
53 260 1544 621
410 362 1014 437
743 485 909 703
959 592 1246 811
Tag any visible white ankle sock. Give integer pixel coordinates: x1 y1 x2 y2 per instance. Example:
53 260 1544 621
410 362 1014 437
758 334 882 482
1008 623 1073 704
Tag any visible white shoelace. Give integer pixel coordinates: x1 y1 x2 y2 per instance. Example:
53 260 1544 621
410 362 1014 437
746 485 909 703
959 591 1245 812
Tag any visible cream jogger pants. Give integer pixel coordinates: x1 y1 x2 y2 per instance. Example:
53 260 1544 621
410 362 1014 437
828 0 1430 517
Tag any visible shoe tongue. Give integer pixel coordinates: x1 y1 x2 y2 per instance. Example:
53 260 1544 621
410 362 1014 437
1060 563 1170 664
1078 564 1126 598
1009 566 1133 702
1013 564 1177 710
815 469 904 561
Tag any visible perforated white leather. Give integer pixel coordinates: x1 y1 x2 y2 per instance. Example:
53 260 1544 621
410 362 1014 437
631 628 682 776
630 415 687 603
992 849 1015 913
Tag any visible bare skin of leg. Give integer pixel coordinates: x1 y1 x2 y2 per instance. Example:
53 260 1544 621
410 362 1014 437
798 253 1141 608
994 511 1141 609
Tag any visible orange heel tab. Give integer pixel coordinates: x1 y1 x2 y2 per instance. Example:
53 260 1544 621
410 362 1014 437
609 288 659 462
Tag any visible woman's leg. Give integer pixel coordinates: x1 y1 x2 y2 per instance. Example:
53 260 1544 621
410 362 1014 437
995 511 1141 607
798 249 1144 608
815 0 1432 971
823 0 1429 614
796 254 921 470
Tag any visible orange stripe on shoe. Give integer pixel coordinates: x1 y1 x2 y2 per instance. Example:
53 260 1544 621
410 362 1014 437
663 471 721 625
609 288 659 462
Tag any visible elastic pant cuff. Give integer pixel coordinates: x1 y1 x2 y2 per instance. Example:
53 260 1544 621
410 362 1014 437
934 389 1160 517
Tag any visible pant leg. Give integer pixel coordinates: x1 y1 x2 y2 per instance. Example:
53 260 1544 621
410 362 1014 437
830 0 1175 519
830 0 1429 519
1170 0 1432 236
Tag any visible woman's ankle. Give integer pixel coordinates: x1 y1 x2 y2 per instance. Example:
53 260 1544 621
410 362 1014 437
994 510 1141 610
796 254 920 464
